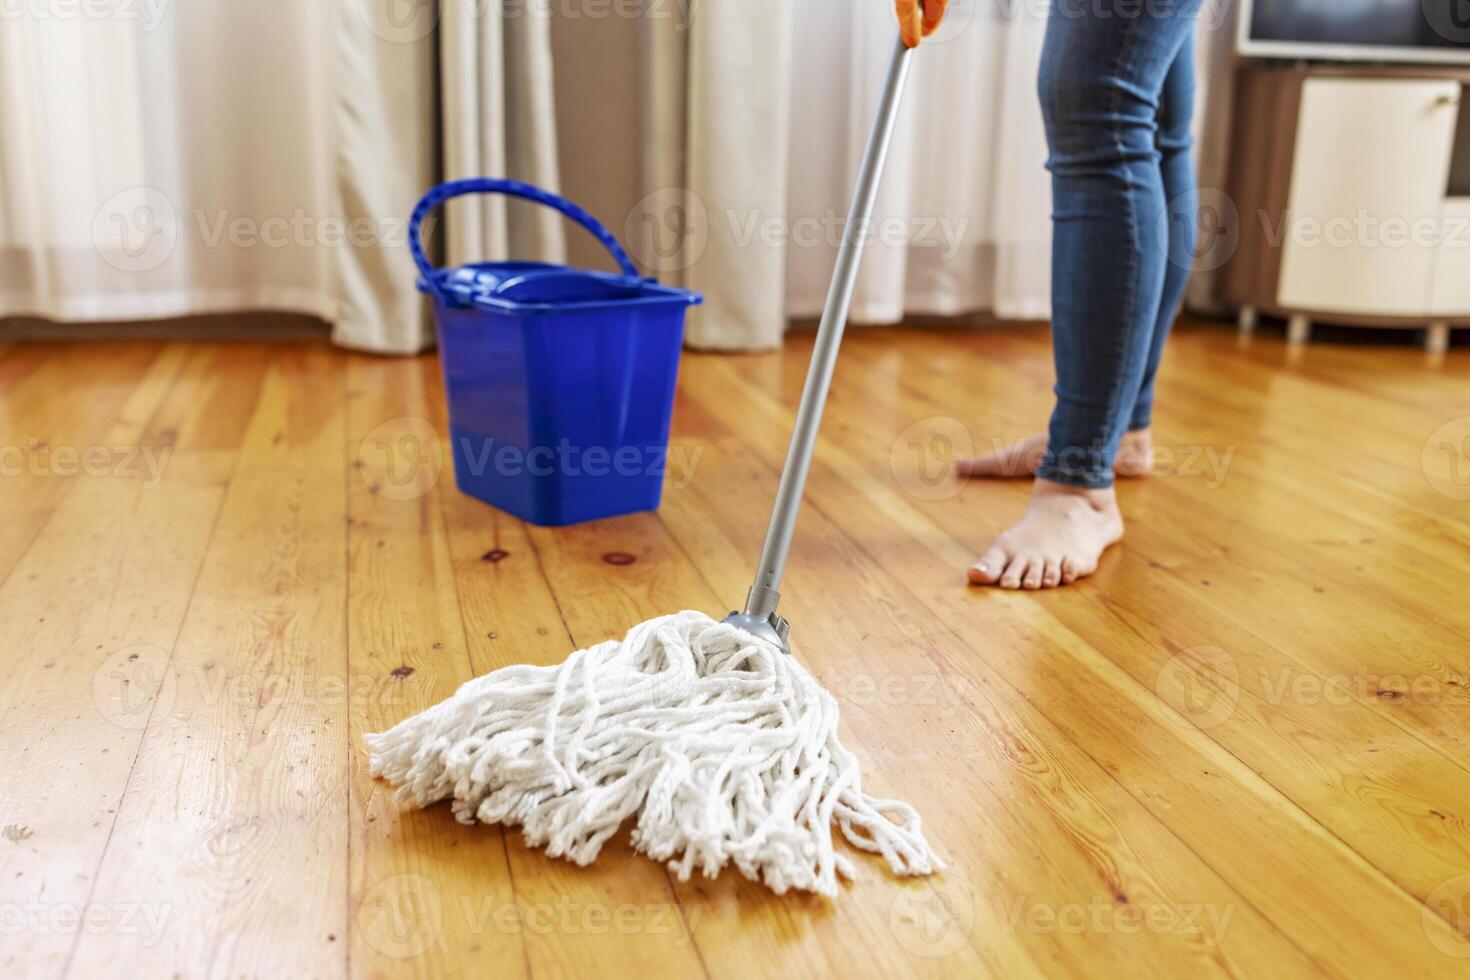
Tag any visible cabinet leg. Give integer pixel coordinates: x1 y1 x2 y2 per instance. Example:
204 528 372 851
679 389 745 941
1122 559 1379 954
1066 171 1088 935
1426 322 1450 355
1286 314 1311 345
1237 305 1257 336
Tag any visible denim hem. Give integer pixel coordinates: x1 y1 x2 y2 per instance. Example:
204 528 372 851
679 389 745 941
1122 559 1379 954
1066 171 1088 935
1036 461 1115 491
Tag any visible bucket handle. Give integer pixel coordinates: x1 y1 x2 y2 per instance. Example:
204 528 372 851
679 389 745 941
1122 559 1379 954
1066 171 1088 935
409 178 641 306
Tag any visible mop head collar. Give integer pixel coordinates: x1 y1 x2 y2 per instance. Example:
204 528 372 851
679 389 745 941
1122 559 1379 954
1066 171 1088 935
366 611 942 896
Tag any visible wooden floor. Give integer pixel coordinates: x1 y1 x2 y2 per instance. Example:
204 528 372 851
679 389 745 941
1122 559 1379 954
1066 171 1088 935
2 321 1468 978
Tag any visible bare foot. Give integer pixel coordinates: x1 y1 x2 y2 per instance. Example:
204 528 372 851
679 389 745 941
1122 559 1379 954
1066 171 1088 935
956 428 1154 480
967 479 1124 589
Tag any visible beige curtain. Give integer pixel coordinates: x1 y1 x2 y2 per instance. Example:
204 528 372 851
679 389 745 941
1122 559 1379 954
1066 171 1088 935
441 1 566 272
330 1 437 353
646 3 796 350
553 1 796 351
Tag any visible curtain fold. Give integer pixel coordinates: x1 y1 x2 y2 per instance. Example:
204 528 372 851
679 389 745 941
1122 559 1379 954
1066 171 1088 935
0 1 1233 352
330 2 437 354
441 0 565 272
783 1 1056 326
620 1 796 350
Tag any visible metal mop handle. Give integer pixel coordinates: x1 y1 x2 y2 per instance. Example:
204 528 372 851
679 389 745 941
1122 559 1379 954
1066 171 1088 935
723 36 916 653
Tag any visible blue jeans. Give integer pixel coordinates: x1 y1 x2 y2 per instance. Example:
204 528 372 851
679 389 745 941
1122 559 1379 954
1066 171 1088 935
1036 0 1201 490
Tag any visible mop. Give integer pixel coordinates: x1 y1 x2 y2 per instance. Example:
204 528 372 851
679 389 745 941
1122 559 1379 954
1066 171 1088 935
367 34 943 898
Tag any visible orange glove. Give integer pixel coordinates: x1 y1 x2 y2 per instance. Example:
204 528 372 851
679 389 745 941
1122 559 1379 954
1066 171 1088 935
895 0 948 48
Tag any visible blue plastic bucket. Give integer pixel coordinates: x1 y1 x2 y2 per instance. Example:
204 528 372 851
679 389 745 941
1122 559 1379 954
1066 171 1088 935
408 178 702 526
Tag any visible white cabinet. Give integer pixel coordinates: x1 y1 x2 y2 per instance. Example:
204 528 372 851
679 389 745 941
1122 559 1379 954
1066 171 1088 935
1277 78 1461 318
1222 67 1470 344
1429 198 1470 315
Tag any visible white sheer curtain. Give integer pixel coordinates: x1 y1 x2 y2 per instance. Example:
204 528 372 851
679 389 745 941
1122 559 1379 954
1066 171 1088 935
785 0 1054 324
0 1 455 353
0 1 1232 352
0 2 343 323
782 0 1235 331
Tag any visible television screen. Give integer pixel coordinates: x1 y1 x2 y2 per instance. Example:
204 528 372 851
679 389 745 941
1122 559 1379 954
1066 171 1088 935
1243 0 1470 62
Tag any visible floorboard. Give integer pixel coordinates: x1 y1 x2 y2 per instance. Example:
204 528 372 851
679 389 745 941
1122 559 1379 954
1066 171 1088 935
2 322 1467 977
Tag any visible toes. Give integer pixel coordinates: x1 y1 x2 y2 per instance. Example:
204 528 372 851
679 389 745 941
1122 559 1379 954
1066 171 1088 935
1060 557 1080 584
1041 558 1062 588
968 545 1009 584
999 555 1029 589
1021 562 1044 590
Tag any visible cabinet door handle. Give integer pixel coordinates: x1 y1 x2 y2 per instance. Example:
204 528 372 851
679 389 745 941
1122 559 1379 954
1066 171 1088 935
1435 92 1462 108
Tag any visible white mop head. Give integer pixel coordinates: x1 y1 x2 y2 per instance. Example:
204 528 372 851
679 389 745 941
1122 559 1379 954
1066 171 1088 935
365 610 942 896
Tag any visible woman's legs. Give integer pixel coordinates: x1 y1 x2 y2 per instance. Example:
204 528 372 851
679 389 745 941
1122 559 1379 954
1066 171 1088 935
1128 37 1198 433
969 1 1200 588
